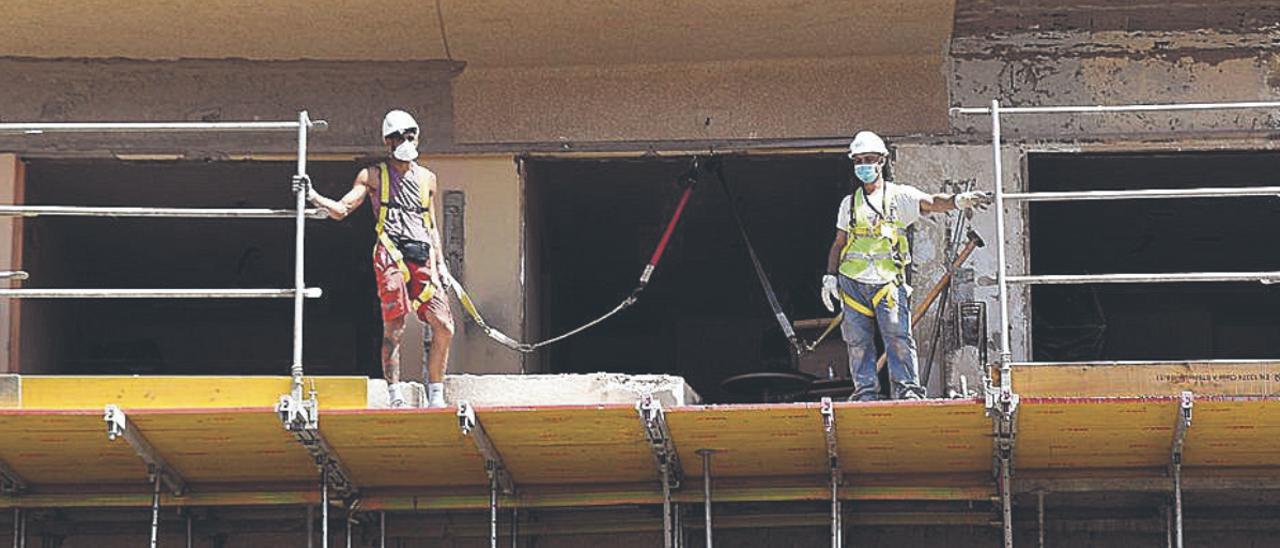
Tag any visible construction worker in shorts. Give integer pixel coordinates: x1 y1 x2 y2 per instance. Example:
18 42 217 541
301 110 454 408
820 130 992 401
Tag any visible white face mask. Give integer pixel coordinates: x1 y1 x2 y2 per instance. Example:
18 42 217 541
392 139 419 162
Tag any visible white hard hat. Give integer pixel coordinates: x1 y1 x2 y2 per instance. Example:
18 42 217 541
382 110 419 138
847 130 889 158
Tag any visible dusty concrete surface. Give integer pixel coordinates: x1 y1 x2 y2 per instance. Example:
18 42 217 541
445 373 701 407
0 374 17 407
367 373 699 408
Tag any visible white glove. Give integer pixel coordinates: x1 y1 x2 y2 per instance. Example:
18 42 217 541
821 274 840 313
953 191 994 210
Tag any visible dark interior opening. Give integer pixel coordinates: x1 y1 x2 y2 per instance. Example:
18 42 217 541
20 159 384 376
1030 151 1280 361
526 155 849 401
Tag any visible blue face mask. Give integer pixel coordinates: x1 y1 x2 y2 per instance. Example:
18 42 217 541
854 163 879 184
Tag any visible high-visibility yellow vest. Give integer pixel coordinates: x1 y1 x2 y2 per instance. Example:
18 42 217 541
837 185 910 284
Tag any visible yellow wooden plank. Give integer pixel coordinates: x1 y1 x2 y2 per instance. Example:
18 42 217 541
19 376 368 410
0 412 144 484
482 406 654 485
835 400 991 475
1184 398 1280 467
320 410 489 488
1014 362 1280 397
131 410 316 483
668 403 827 479
1017 398 1176 470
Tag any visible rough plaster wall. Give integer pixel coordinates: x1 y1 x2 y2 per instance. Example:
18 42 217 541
0 58 460 156
398 155 524 378
453 55 950 144
895 143 1027 392
950 30 1280 138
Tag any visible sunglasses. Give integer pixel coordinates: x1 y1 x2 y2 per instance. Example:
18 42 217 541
386 130 418 142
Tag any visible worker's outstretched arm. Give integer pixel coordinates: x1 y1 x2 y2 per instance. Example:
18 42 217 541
308 169 372 220
826 230 847 275
919 191 993 214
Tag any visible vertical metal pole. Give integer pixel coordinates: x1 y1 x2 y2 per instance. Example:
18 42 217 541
830 469 841 548
1037 491 1044 548
489 470 499 548
321 470 330 548
990 99 1012 374
11 508 18 548
379 511 386 548
1000 458 1013 548
291 110 310 399
662 470 673 548
697 450 713 548
1173 462 1184 548
345 507 352 548
307 505 315 548
1166 505 1173 548
673 503 683 548
14 510 22 548
150 472 162 548
186 512 193 548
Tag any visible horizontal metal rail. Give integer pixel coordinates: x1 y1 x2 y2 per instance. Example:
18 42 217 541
1007 272 1280 285
0 205 328 219
0 271 28 280
952 100 1280 115
0 120 328 135
0 288 322 298
1004 186 1280 202
0 205 330 219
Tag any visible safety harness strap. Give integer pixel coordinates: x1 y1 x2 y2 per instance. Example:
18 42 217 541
840 283 896 317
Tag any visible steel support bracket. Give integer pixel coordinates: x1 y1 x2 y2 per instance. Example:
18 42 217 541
1169 391 1193 548
458 401 516 495
0 457 26 494
638 394 683 490
984 378 1019 548
820 397 843 548
104 404 186 496
276 391 358 501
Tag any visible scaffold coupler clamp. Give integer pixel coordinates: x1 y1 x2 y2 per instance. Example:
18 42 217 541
638 393 682 490
984 378 1019 476
277 391 319 432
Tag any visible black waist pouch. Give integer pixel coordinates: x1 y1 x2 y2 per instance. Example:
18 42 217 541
395 239 432 263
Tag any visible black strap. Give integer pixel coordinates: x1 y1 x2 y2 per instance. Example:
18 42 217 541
712 159 803 355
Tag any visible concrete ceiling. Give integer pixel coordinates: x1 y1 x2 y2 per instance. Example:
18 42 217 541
0 0 954 67
954 0 1280 35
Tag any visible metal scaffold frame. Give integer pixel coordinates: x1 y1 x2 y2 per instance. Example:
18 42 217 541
951 98 1280 547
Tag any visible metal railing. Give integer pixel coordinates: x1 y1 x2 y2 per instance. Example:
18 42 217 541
1 112 327 395
951 99 1280 375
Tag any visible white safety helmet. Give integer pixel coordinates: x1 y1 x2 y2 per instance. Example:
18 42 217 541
847 130 889 159
382 109 419 138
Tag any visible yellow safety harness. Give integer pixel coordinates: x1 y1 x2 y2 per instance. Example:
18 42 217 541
374 162 437 310
838 185 910 317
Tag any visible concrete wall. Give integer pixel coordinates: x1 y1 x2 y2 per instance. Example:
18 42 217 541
453 54 950 144
0 155 19 373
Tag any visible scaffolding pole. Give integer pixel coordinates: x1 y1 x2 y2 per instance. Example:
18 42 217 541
1001 186 1280 202
0 120 328 134
380 511 386 548
149 472 161 548
697 449 715 548
0 288 321 299
1171 392 1194 548
0 272 26 281
1037 491 1045 548
292 110 311 399
951 100 1280 115
0 205 327 219
987 381 1019 548
321 469 330 548
1007 272 1280 285
989 99 1012 370
820 398 842 548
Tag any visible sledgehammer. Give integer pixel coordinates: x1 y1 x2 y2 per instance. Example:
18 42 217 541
874 229 985 373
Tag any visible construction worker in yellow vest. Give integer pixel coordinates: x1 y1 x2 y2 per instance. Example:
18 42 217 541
820 131 992 401
302 110 455 408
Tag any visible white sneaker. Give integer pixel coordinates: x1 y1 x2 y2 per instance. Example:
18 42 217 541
426 392 447 408
389 385 407 409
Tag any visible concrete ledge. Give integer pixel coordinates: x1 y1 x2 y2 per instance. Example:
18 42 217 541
443 373 700 408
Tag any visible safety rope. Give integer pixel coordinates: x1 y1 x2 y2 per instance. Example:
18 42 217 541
444 160 702 353
712 159 805 355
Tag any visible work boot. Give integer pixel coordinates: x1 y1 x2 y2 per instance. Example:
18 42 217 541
847 393 880 403
898 391 926 401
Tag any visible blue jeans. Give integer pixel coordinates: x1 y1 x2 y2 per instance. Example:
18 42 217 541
839 277 925 400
